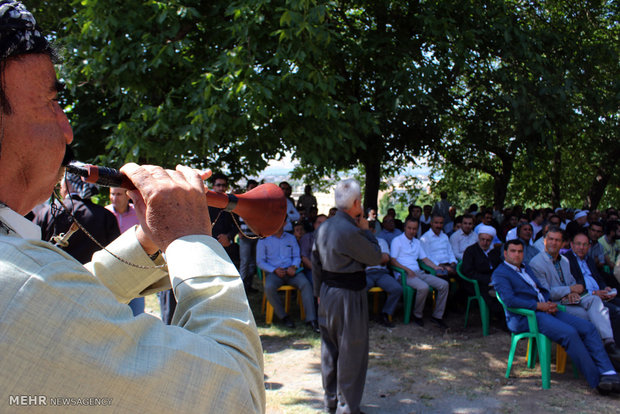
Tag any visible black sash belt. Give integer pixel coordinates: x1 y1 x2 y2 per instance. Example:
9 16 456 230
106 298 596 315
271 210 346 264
323 270 366 291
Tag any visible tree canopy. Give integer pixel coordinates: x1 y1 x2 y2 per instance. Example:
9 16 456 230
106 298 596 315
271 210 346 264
30 0 620 210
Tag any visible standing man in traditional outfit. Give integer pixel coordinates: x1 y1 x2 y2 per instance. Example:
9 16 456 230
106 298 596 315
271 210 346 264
312 179 382 414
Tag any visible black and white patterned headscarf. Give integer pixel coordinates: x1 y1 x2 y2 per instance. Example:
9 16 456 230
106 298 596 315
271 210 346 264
65 172 100 200
0 0 50 61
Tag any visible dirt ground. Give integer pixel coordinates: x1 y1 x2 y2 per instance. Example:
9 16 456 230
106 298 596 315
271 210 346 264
146 293 620 414
259 308 620 414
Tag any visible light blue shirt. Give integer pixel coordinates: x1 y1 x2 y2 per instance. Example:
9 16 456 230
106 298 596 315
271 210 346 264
572 251 599 293
256 231 300 273
376 228 402 246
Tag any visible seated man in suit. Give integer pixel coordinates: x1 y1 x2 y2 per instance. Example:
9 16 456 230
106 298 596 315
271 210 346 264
366 229 403 328
461 225 504 318
567 232 620 344
391 217 449 328
492 240 620 394
529 227 620 364
257 220 318 332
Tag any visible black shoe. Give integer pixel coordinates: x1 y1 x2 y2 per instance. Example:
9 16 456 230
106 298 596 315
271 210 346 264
306 320 320 333
430 317 448 329
605 342 620 359
412 316 424 327
281 316 295 329
380 313 395 328
598 374 620 394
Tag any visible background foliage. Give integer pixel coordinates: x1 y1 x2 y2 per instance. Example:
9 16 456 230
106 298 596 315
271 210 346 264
29 0 619 210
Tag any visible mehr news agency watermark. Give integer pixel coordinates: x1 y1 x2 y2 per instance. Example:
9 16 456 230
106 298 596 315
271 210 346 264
9 395 112 407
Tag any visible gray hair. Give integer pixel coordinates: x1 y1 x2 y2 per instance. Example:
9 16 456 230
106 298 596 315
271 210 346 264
334 179 361 210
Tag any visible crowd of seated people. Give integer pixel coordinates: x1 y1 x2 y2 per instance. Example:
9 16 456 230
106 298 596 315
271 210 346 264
43 169 620 391
32 167 620 394
177 178 620 385
239 184 620 336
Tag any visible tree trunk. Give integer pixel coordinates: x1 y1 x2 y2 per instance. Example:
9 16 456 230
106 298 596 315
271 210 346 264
584 164 614 210
363 156 381 211
493 174 509 210
492 158 513 210
550 143 562 208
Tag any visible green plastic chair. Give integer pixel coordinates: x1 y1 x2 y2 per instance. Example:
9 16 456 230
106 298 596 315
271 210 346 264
456 261 490 336
389 264 434 324
495 291 576 389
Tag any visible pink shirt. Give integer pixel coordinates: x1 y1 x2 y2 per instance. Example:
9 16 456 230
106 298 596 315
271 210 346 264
105 204 139 234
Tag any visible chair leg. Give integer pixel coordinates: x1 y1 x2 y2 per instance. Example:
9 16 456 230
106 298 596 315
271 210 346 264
284 290 291 315
537 334 551 389
266 301 274 325
297 291 305 321
464 297 472 328
506 333 519 378
403 288 414 324
373 291 380 314
556 344 567 374
527 338 537 369
478 297 490 337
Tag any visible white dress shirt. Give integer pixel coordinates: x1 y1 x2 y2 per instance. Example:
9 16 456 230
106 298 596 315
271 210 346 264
367 237 390 271
391 233 426 272
420 229 456 264
449 229 478 261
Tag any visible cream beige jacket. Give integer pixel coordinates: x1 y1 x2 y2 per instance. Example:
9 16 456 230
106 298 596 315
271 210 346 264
0 207 264 413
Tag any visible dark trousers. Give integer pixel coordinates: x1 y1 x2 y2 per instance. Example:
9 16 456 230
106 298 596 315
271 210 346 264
365 268 402 316
238 237 257 290
605 298 620 344
158 289 177 325
470 273 504 316
319 284 368 414
265 272 316 322
536 311 614 388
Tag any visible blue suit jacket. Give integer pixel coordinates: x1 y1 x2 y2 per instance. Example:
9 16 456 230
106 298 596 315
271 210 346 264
491 262 551 333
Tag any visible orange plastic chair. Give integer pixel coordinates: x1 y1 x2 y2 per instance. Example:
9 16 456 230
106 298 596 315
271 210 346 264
368 286 385 316
257 267 306 324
